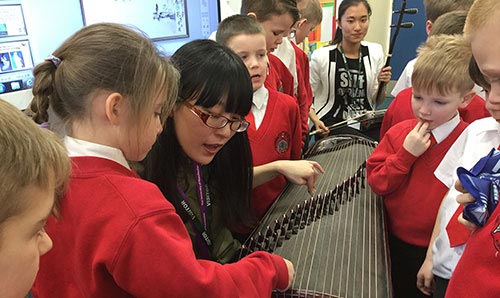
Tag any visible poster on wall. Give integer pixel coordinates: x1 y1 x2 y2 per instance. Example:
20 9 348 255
302 0 336 55
0 4 27 37
0 40 33 73
80 0 188 40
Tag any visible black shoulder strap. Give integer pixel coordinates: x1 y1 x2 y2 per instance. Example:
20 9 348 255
329 46 337 63
322 47 338 111
361 44 371 67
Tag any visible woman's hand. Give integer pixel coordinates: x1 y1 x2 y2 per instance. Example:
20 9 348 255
253 160 324 193
377 66 392 83
309 108 330 137
277 160 325 195
312 119 330 137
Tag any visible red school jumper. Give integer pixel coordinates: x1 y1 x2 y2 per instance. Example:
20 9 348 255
380 87 489 139
32 157 289 298
291 41 313 140
247 89 303 219
266 53 295 98
445 203 500 297
367 118 468 246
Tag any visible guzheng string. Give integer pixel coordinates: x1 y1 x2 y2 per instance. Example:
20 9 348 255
246 136 390 298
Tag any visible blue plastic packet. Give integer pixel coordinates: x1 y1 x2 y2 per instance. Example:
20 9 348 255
456 148 500 227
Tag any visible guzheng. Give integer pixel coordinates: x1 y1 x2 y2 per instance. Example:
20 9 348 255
240 135 392 298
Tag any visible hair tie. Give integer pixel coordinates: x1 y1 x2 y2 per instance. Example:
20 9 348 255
45 55 61 68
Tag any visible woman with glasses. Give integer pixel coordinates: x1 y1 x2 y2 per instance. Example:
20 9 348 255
144 39 318 265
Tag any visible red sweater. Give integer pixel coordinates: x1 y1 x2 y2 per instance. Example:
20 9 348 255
367 119 468 246
265 53 294 97
446 205 500 297
32 157 289 298
291 41 313 140
247 89 303 219
380 87 489 139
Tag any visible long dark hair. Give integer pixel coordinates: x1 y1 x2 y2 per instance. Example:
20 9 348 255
331 0 372 45
143 39 255 228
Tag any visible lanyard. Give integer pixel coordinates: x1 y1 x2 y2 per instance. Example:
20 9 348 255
176 162 213 259
194 163 212 229
338 44 363 93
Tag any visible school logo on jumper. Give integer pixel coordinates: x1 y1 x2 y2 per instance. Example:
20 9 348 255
491 215 500 253
275 131 290 154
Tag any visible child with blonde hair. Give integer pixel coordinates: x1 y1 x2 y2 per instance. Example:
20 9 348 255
379 10 489 139
367 34 474 298
414 15 491 298
0 99 70 298
31 23 294 297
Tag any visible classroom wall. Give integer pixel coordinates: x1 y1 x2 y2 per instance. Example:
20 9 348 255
388 0 427 79
219 0 239 20
364 0 392 55
2 0 220 109
21 0 220 60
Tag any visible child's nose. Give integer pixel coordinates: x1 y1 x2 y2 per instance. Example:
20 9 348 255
488 86 500 104
419 104 432 115
39 232 53 256
248 56 259 68
276 35 284 45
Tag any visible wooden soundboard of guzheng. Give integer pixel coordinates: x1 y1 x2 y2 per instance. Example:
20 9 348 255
240 135 392 298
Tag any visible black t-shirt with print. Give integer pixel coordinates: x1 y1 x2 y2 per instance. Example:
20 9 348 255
321 45 370 127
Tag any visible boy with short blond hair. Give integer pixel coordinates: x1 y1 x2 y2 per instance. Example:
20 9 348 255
380 9 489 140
0 99 70 298
367 34 474 298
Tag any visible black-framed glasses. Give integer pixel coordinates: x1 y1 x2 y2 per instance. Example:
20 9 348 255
185 102 250 132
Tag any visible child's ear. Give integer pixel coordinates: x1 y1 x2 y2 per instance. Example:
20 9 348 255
459 90 476 108
297 18 308 29
105 92 125 125
425 20 433 35
247 12 257 19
